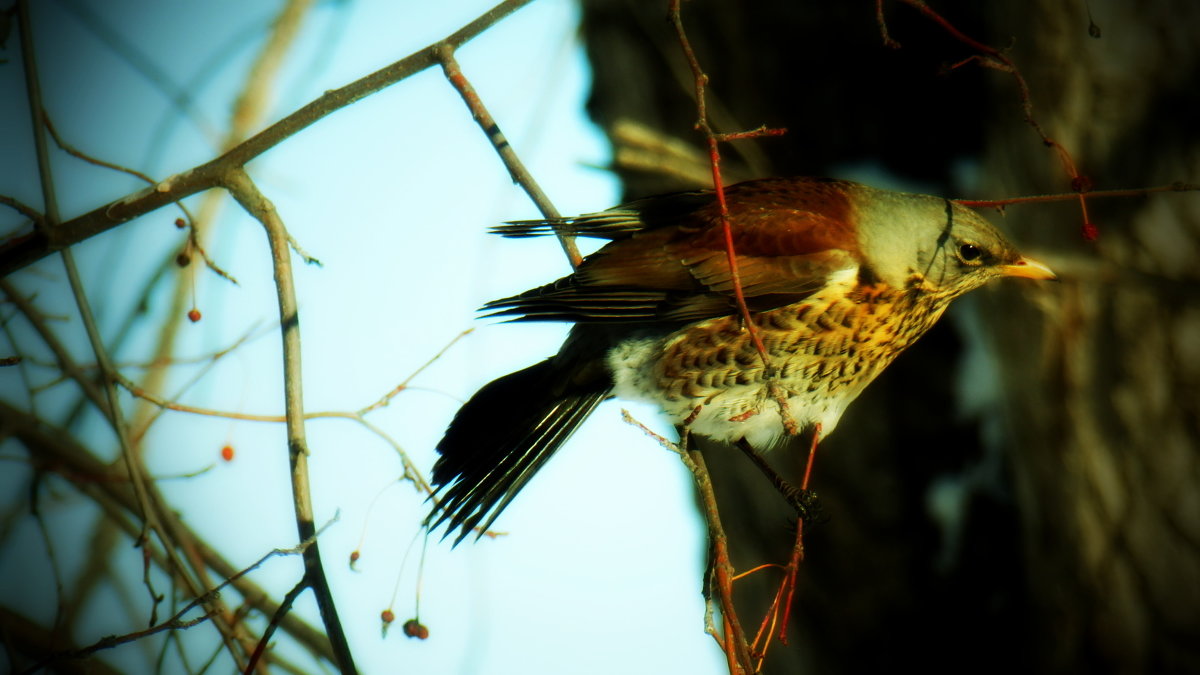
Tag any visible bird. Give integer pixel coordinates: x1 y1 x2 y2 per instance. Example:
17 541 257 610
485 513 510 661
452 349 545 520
426 176 1055 544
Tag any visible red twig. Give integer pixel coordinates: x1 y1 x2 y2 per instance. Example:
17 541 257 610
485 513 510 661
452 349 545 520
779 424 821 640
621 411 753 673
691 448 755 674
745 424 821 667
667 0 786 368
880 0 1097 234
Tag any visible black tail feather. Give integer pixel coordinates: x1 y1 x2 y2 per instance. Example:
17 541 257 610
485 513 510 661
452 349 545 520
427 358 611 545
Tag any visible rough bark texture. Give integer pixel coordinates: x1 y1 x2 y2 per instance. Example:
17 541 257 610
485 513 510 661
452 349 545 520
579 1 1199 673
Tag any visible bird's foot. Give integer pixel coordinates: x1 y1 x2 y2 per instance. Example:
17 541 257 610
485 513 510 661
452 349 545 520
782 485 828 524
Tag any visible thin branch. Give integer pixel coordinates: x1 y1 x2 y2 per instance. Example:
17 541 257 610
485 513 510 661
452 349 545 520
222 167 357 674
0 279 112 417
666 0 784 367
16 2 249 666
42 111 159 185
128 0 311 447
357 328 473 415
953 182 1200 209
687 448 753 674
0 401 336 665
0 0 536 277
0 607 124 675
238 517 338 674
25 529 325 673
113 329 475 533
622 410 753 673
0 194 44 226
436 46 580 268
660 4 800 671
882 0 1102 234
244 581 307 674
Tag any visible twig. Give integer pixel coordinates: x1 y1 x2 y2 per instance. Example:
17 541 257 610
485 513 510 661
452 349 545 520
358 328 473 415
0 194 44 225
241 518 339 674
0 279 111 416
882 0 1099 233
953 182 1200 208
0 401 336 664
127 324 267 445
436 47 580 268
667 0 786 369
128 0 311 445
244 581 307 674
222 167 357 674
15 4 252 665
113 330 468 514
0 0 537 277
777 426 820 639
621 410 753 673
687 449 754 674
40 110 242 285
25 529 325 673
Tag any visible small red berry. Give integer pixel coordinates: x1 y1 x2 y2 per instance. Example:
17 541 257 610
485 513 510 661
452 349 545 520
402 618 429 640
220 445 234 462
381 610 395 624
174 217 186 228
349 550 361 568
1081 222 1099 241
187 309 202 323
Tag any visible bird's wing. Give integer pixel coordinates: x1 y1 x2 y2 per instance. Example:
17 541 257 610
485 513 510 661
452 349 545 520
486 215 860 324
486 178 864 324
493 190 716 239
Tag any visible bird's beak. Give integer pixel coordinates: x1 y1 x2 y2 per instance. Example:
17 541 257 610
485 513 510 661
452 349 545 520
998 256 1057 281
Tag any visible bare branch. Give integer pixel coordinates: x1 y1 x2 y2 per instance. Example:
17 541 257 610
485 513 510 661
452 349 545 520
222 167 357 674
0 0 536 277
436 46 580 267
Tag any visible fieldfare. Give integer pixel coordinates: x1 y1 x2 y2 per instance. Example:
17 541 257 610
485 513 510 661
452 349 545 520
428 176 1055 543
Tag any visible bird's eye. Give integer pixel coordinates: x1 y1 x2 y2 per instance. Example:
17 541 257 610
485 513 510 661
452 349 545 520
958 243 984 262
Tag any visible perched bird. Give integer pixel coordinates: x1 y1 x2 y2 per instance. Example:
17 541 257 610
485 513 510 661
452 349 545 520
428 176 1055 543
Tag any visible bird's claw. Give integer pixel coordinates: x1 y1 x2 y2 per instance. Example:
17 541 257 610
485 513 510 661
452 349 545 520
784 486 828 524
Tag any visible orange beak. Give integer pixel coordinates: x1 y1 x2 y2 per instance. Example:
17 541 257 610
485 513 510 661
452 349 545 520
998 256 1057 281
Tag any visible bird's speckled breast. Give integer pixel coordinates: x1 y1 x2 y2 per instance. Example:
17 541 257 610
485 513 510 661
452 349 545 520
607 270 952 448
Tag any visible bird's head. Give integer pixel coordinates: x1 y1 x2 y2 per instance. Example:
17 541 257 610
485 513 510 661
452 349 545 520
849 183 1055 297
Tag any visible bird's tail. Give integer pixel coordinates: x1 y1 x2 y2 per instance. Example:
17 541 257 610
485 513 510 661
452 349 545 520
427 354 611 545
